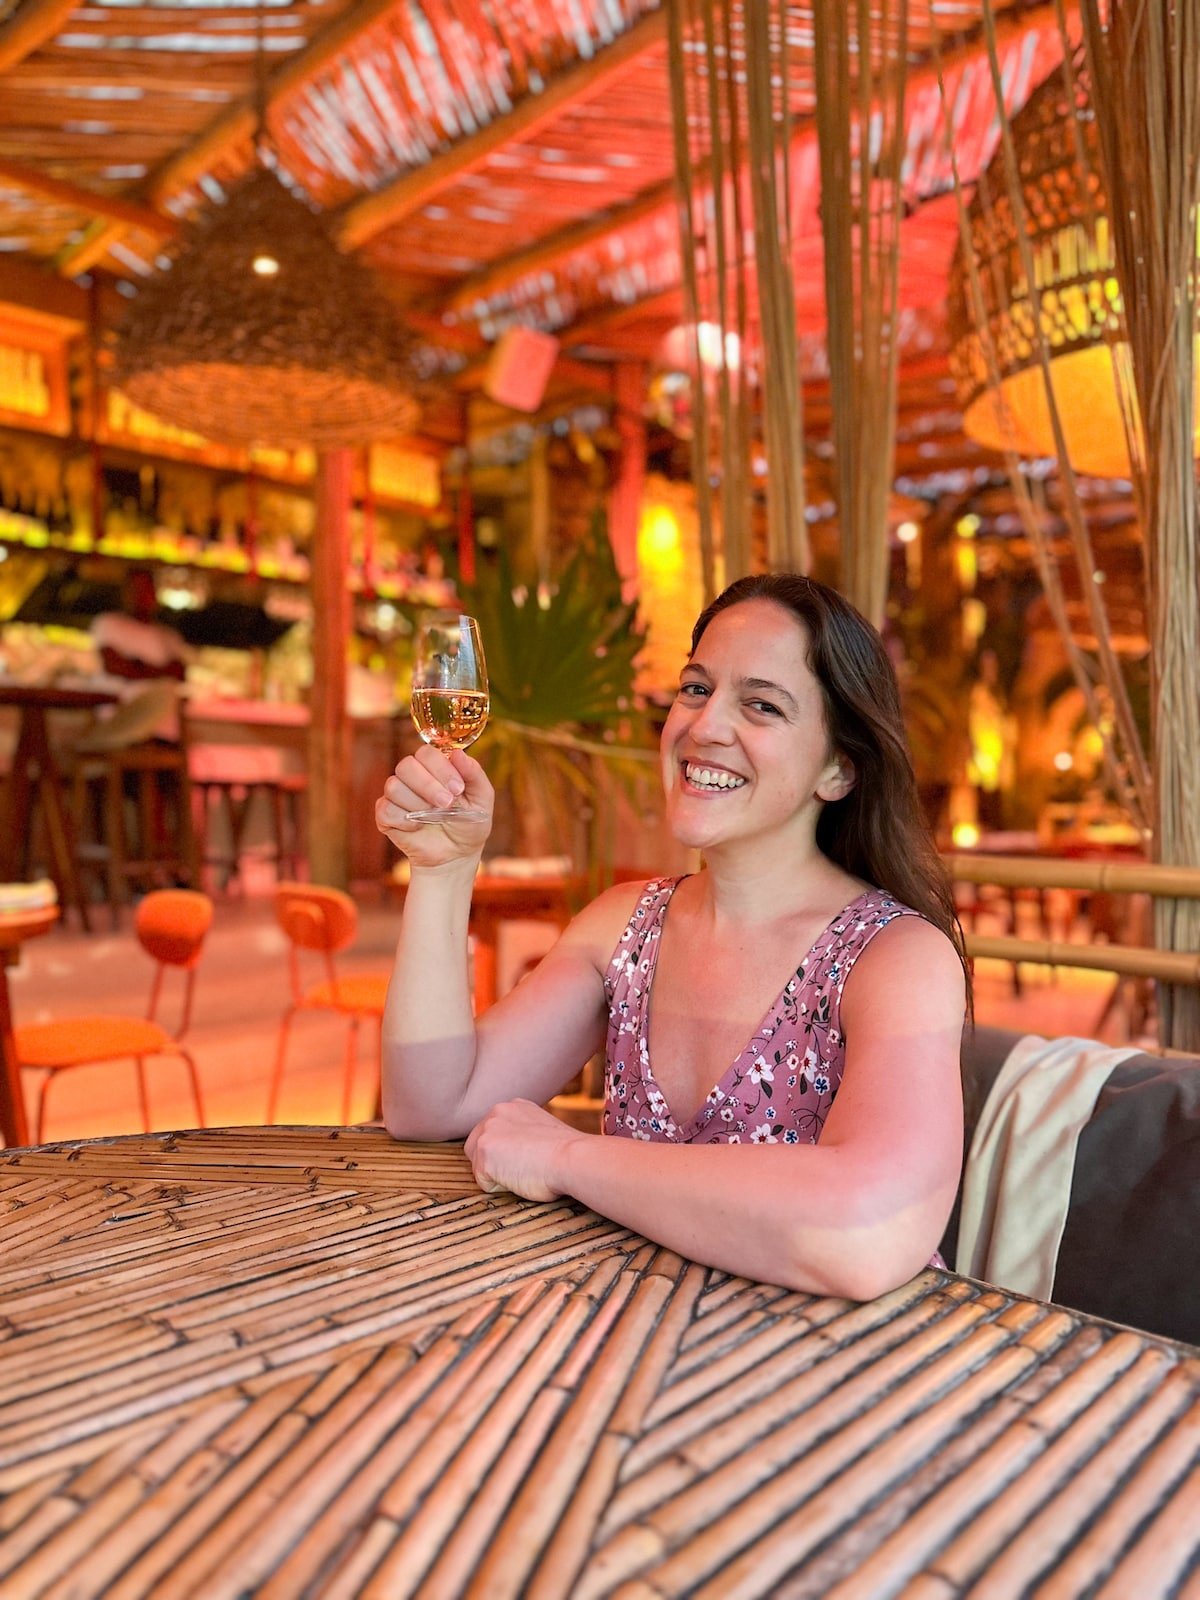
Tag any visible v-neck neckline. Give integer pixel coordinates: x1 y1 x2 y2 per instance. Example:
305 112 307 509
640 880 873 1135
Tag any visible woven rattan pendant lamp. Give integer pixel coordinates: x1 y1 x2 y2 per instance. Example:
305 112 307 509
112 166 420 450
112 8 419 451
948 46 1200 480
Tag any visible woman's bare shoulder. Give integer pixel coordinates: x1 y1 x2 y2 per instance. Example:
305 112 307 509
556 876 669 970
843 911 966 1021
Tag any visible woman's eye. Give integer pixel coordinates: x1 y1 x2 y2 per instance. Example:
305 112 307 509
749 700 783 717
679 682 709 699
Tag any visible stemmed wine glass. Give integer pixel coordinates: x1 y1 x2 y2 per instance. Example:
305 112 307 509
406 611 490 823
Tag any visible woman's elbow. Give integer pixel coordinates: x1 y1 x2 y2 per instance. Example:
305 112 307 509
776 1199 943 1301
825 1248 932 1303
381 1096 457 1143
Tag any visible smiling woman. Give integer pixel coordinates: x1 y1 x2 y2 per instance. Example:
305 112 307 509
374 573 971 1302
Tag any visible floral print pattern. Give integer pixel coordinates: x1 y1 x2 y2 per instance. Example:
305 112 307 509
602 877 922 1146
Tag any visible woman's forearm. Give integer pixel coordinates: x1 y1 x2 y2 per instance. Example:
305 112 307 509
381 858 481 1138
550 1134 943 1300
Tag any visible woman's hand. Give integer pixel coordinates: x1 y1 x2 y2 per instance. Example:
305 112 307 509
375 747 494 868
465 1099 586 1202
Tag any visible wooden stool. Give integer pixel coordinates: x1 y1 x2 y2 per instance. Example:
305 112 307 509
266 772 307 880
190 746 307 892
71 742 199 927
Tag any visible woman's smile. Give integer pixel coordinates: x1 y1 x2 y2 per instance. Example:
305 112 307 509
680 759 748 794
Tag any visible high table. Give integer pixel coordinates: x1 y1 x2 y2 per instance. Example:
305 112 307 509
0 904 57 1148
0 1127 1196 1597
0 683 117 930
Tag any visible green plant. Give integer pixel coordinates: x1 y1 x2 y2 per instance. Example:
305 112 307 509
462 511 655 885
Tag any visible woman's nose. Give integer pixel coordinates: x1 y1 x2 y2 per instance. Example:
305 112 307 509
690 689 736 742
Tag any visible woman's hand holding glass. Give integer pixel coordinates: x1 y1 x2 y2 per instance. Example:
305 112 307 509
376 609 494 867
376 746 494 868
406 612 490 823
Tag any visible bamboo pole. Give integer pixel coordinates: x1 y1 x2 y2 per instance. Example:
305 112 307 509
947 853 1200 896
966 934 1200 986
309 449 355 888
813 0 908 624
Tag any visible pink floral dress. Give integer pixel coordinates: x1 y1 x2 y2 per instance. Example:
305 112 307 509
602 876 922 1145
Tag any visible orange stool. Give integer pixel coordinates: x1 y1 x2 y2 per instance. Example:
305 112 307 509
268 882 390 1125
14 889 213 1142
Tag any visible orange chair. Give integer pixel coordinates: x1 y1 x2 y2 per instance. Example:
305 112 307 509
268 883 391 1125
15 889 213 1142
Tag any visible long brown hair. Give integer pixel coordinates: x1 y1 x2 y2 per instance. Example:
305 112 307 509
692 572 972 1008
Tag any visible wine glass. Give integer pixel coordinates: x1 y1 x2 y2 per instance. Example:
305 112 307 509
406 611 490 823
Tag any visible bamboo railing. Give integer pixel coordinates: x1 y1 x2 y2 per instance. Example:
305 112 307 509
947 852 1200 988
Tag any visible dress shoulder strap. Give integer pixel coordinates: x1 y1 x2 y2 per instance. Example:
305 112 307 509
603 876 680 1001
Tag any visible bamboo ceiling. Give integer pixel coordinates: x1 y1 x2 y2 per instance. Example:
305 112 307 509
0 0 1101 515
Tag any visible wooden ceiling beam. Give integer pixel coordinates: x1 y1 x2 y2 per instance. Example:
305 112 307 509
48 0 404 276
0 157 178 238
56 218 131 278
441 176 676 316
143 0 402 202
337 8 668 250
0 0 79 74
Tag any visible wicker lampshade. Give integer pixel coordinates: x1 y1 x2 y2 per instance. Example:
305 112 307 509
948 48 1200 479
112 167 421 450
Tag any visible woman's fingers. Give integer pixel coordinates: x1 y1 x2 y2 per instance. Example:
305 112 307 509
384 750 463 814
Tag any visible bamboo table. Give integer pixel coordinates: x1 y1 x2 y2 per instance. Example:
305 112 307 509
0 1128 1197 1599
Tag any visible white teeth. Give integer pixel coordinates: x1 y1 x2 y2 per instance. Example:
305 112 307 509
684 762 745 791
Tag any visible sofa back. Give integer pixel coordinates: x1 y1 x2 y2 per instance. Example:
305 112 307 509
950 1025 1200 1348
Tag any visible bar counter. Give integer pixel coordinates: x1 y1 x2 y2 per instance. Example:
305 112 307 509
1 1127 1197 1597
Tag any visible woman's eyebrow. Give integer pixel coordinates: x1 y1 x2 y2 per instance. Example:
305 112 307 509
740 676 799 711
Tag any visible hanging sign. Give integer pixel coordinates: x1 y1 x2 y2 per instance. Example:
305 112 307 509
0 315 71 436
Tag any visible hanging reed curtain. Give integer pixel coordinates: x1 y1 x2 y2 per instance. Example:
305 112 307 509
946 0 1200 1049
938 18 1152 843
665 0 808 593
1078 0 1200 1049
811 0 909 629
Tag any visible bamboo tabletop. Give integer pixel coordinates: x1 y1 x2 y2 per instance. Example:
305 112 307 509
0 1128 1197 1599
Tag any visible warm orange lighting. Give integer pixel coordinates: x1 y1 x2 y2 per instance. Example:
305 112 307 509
1054 750 1074 772
963 338 1200 479
950 50 1200 480
896 520 920 544
635 478 708 693
955 540 978 594
639 504 683 573
252 254 280 277
952 822 981 849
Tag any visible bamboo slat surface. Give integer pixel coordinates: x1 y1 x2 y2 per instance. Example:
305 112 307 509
0 1127 1197 1598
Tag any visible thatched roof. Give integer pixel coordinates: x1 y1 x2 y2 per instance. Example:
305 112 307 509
0 0 1140 621
0 3 1057 364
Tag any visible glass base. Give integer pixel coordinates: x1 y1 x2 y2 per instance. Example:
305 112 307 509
404 805 490 824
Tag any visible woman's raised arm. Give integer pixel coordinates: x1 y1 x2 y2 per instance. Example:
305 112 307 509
377 744 639 1141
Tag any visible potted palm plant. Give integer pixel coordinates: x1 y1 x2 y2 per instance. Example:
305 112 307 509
462 512 655 888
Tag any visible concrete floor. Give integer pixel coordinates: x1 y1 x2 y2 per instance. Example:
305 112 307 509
6 876 1144 1145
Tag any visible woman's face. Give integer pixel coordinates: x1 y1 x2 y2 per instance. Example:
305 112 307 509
660 597 852 853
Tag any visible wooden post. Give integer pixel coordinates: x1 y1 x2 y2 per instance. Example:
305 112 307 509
608 361 645 601
309 449 354 888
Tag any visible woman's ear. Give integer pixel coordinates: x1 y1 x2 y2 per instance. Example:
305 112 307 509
817 754 856 803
